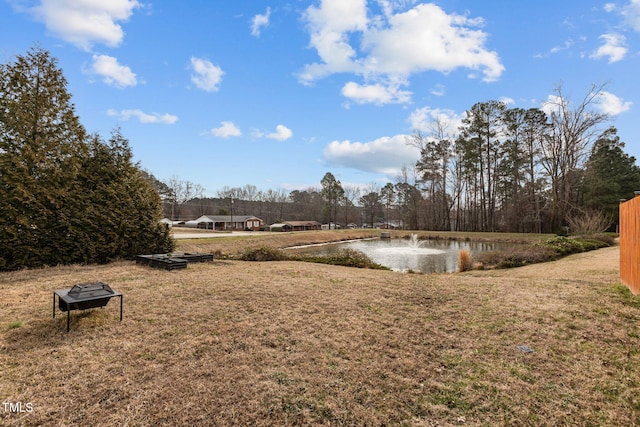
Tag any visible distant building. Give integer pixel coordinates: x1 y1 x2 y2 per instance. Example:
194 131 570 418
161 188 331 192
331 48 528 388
321 223 341 230
160 218 186 227
377 220 404 230
269 220 322 232
186 215 263 231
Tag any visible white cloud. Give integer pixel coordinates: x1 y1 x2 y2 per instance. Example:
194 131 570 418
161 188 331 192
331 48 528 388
190 57 224 92
596 91 632 115
107 109 178 124
362 4 504 81
341 81 411 104
323 135 419 176
375 0 420 17
604 3 617 13
266 125 293 141
299 0 368 83
622 0 640 31
300 1 503 104
541 94 565 117
251 7 271 37
408 107 464 133
549 39 574 55
590 33 627 63
88 54 137 88
28 0 141 51
541 90 631 117
207 121 242 138
430 84 445 97
500 96 515 106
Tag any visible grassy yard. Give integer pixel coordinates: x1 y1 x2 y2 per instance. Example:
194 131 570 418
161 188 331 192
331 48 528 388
1 231 638 426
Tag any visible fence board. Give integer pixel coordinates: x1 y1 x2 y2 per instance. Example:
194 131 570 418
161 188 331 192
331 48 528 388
620 196 640 295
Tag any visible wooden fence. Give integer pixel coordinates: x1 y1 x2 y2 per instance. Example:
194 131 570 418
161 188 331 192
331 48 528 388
620 194 640 295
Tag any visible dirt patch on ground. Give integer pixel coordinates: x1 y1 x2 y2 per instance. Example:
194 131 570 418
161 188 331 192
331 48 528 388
1 233 638 426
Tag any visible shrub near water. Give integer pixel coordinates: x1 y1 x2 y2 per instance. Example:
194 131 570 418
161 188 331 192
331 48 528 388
476 235 613 269
458 249 473 272
479 245 557 269
542 236 609 256
297 248 389 270
239 246 288 261
240 246 388 270
324 248 388 269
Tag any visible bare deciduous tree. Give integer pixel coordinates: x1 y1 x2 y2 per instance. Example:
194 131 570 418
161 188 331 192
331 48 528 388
540 83 609 231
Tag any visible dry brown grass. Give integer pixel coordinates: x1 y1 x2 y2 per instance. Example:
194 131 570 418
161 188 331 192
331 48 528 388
1 231 639 426
457 249 473 272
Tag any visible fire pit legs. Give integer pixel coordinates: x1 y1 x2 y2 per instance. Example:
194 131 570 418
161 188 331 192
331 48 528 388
53 283 123 332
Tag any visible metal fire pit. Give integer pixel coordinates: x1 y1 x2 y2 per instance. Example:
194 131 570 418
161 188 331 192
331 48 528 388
136 252 213 270
53 282 123 332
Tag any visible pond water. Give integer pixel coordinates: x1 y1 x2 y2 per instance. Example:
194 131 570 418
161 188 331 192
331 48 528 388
287 234 504 273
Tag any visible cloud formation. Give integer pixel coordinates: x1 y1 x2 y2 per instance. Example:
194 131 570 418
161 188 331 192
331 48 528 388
28 0 141 51
251 7 271 37
88 54 137 88
190 57 224 92
266 124 293 141
622 0 640 31
542 91 630 118
107 109 178 124
341 81 411 105
300 0 504 105
595 91 632 115
208 121 242 138
323 135 419 177
590 33 627 63
408 106 464 134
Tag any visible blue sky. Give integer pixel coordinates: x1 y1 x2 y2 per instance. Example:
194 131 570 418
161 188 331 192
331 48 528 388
1 0 639 195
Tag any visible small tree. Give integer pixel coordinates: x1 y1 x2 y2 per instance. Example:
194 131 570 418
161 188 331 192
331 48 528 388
566 209 612 235
320 172 344 226
381 183 395 228
359 191 382 228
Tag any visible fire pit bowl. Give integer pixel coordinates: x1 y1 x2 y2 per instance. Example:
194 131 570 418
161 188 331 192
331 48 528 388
53 282 123 332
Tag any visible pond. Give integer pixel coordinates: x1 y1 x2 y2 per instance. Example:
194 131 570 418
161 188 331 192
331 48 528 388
286 234 505 273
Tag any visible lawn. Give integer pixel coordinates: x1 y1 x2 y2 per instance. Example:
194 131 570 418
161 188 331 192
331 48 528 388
1 231 638 426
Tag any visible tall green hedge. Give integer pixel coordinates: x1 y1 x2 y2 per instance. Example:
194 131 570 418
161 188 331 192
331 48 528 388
0 47 173 271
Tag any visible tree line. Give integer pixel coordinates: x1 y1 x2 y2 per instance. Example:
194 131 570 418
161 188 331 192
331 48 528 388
407 88 640 233
4 46 637 273
0 47 173 271
164 87 640 234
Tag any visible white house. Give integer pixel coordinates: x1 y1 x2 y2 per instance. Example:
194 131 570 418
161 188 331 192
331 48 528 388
186 215 263 231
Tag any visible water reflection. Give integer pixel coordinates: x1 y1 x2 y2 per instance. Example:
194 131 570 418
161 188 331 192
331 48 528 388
287 235 503 273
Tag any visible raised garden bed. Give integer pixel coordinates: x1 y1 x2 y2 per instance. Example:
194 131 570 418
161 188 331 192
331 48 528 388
136 252 213 270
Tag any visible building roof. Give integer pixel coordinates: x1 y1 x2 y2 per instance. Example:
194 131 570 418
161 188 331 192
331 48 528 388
280 220 322 226
192 215 262 223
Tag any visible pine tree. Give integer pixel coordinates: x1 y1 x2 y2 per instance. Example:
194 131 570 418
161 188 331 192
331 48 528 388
0 47 173 270
320 172 344 226
582 127 640 227
0 47 86 269
74 129 173 263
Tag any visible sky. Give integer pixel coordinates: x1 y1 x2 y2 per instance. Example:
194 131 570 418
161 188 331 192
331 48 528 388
1 0 639 196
